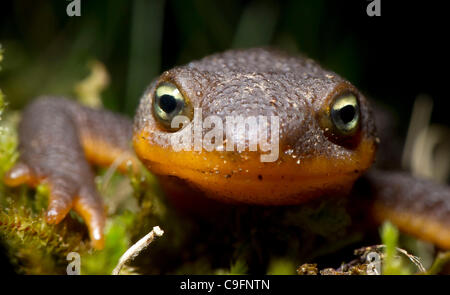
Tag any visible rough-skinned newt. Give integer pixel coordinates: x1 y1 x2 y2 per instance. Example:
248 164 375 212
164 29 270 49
4 48 450 251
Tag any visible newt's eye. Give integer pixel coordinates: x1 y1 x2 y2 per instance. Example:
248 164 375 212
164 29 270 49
152 82 192 131
330 93 360 136
319 91 361 146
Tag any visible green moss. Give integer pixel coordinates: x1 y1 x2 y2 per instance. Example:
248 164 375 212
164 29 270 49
0 195 89 274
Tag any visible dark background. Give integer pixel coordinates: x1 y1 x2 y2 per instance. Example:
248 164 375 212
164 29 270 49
0 0 448 132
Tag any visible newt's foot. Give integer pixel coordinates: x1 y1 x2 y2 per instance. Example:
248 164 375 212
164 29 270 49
4 162 106 249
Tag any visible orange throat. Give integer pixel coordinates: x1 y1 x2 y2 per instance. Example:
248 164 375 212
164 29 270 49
133 130 376 205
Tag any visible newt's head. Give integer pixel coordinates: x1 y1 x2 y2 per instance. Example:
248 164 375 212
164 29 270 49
133 48 377 205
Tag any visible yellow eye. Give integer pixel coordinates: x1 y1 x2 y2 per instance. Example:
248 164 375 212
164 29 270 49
152 82 192 131
330 93 360 136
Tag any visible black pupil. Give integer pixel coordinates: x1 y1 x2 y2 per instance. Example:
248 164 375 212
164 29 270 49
339 105 355 124
159 94 177 113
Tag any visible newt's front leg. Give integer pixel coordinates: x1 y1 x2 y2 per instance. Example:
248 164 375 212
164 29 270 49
357 170 450 249
3 97 138 249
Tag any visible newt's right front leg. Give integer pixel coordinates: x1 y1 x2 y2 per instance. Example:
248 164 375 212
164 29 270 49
3 97 138 249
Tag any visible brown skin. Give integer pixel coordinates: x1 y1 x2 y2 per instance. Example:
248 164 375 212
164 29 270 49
4 48 450 250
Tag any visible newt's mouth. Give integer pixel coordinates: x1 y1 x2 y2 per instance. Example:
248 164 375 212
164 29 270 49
133 131 376 205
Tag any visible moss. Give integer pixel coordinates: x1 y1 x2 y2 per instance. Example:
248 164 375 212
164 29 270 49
0 193 89 274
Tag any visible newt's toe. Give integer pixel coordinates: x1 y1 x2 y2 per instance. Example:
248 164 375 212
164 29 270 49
45 178 78 224
73 186 106 250
3 162 34 187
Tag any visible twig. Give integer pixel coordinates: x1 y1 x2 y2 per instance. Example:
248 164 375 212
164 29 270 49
112 226 164 275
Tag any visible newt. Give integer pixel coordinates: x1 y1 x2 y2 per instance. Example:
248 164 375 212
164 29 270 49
3 48 450 252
